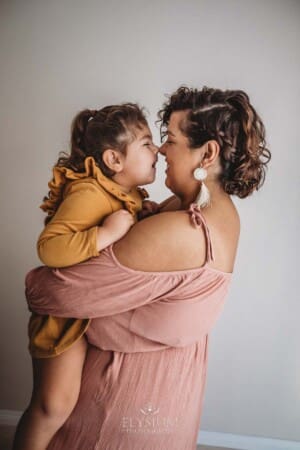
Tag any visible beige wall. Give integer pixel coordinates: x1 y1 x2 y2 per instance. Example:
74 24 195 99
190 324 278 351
1 0 299 442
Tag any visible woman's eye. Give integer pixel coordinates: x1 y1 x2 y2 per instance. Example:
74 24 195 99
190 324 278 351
166 140 174 145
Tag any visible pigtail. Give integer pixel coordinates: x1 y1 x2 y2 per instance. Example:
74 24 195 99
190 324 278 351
56 109 98 172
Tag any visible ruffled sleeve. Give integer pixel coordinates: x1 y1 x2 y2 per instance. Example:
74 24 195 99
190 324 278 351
40 156 149 221
40 157 98 218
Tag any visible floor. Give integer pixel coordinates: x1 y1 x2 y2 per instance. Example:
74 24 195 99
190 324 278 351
1 425 237 450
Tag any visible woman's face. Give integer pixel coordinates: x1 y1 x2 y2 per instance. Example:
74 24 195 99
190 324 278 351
159 110 202 196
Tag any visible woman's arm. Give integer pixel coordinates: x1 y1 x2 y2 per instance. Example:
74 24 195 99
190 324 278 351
26 207 234 353
26 210 207 317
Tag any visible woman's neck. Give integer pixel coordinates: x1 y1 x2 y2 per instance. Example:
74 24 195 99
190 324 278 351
179 180 228 210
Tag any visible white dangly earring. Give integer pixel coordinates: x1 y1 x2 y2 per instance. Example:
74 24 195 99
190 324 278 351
193 167 207 181
193 165 211 208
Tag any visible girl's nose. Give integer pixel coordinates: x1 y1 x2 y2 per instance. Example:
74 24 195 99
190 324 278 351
159 143 166 155
153 144 159 154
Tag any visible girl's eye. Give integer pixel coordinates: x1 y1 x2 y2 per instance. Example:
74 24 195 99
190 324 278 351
144 141 156 148
166 140 174 145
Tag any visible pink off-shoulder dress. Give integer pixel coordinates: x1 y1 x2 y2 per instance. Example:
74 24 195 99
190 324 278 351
25 204 233 450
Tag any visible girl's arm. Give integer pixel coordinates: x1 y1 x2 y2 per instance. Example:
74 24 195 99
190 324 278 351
37 181 114 268
138 195 181 220
158 195 181 212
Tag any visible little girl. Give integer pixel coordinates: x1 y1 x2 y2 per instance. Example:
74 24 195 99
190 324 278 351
13 103 171 450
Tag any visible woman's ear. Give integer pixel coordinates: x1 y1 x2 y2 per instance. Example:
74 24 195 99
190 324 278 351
202 140 220 166
102 149 125 173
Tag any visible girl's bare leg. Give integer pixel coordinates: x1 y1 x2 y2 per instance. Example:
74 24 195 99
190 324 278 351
12 336 87 450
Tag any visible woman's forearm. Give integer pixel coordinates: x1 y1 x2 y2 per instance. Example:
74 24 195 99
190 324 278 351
25 250 177 319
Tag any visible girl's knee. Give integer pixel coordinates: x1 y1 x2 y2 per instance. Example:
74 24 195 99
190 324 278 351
31 389 80 422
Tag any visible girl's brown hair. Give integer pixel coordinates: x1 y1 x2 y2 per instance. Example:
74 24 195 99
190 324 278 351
158 86 271 198
42 103 148 224
57 103 148 177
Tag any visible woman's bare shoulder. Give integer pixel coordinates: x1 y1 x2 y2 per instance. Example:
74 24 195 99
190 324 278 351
113 210 207 272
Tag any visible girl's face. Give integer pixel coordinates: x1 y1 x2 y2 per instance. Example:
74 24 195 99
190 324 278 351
119 124 159 189
159 111 202 196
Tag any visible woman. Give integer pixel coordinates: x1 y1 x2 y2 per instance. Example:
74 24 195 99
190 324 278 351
23 86 270 449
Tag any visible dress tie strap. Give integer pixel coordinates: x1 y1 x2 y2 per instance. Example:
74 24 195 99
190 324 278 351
188 203 215 263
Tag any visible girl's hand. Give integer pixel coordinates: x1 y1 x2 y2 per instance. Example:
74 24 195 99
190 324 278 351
97 210 135 251
102 210 135 240
138 200 160 220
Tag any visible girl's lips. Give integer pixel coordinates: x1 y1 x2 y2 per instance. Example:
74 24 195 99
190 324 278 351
152 158 158 168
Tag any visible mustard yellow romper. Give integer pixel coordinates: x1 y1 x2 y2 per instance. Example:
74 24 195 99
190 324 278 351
28 156 148 358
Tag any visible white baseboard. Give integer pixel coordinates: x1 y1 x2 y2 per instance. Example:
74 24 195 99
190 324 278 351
0 410 299 449
197 430 300 450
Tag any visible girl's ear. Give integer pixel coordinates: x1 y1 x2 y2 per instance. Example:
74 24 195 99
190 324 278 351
102 149 125 173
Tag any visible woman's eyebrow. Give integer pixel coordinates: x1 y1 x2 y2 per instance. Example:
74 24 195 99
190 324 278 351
167 129 176 137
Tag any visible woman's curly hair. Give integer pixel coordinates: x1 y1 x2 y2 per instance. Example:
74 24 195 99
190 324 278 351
158 86 271 198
